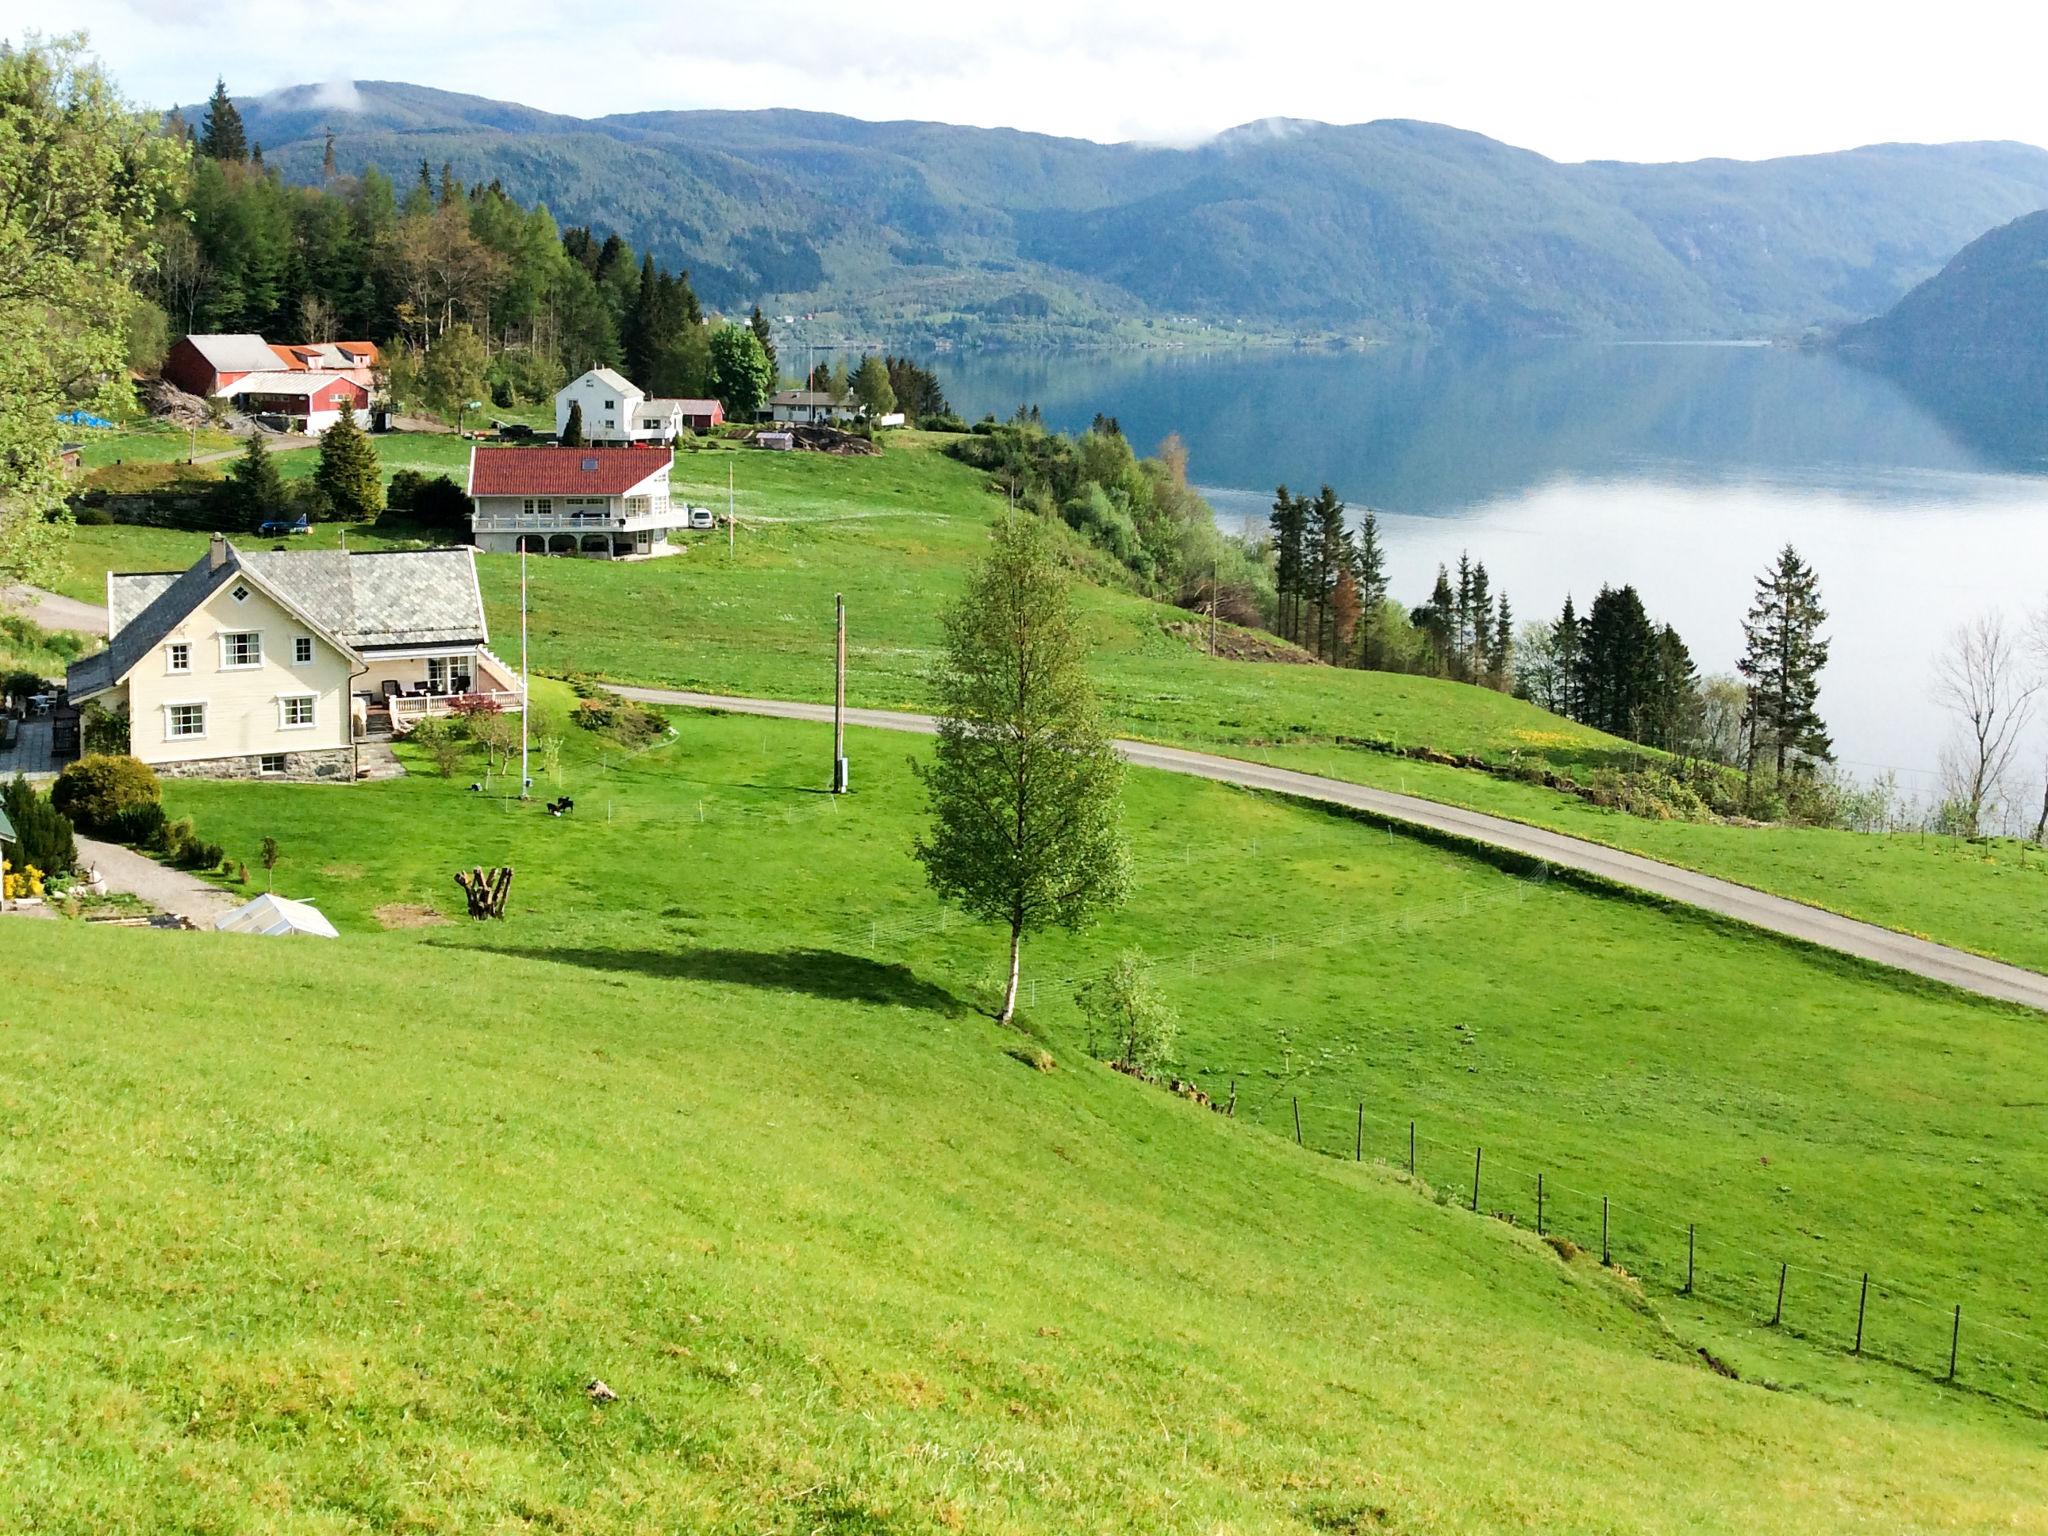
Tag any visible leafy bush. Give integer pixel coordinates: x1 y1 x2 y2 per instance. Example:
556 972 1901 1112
412 475 473 531
406 716 471 777
388 468 427 512
74 503 114 526
1076 951 1178 1074
1585 767 1711 822
567 676 666 746
51 754 161 836
3 774 75 876
105 801 168 850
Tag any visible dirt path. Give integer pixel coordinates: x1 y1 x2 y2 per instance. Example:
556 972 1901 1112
613 685 2048 1015
2 585 108 637
75 837 240 928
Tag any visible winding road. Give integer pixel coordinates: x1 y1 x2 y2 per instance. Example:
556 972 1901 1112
614 686 2048 1014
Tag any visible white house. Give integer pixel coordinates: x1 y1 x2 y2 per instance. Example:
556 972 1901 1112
466 444 689 559
66 536 522 781
766 389 904 428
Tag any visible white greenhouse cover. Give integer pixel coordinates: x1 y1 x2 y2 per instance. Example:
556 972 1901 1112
214 892 339 938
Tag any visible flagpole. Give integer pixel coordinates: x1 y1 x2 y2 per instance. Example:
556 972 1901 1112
520 539 530 800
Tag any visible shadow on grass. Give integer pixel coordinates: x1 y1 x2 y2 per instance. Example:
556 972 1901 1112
455 941 967 1015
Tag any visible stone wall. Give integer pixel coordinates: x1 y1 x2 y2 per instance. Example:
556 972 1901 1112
152 747 355 783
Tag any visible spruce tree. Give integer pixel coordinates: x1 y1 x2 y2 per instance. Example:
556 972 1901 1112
1351 507 1388 669
1738 543 1832 778
220 434 286 532
3 774 74 877
200 78 246 161
913 515 1130 1025
749 306 777 375
313 399 384 523
321 129 337 179
1467 560 1493 679
1490 594 1513 689
1309 485 1349 662
250 141 263 168
1412 566 1457 675
562 399 585 447
1553 596 1584 720
1453 552 1474 678
1268 487 1309 646
438 161 458 207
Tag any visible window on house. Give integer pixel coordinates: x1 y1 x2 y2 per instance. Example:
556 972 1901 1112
231 584 250 603
166 641 190 673
166 703 206 739
280 694 316 729
293 635 314 665
259 754 287 775
221 631 260 668
537 498 553 516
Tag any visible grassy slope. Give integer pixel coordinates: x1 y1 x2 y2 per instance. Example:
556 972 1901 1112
45 430 2048 970
134 707 2048 1407
6 708 2048 1529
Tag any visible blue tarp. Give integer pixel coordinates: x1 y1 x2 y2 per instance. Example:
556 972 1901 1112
55 410 114 428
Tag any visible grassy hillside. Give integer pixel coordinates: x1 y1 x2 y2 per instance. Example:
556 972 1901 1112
6 706 2047 1529
47 431 2048 973
226 82 2048 340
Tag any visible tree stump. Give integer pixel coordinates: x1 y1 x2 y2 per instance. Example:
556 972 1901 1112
454 865 513 919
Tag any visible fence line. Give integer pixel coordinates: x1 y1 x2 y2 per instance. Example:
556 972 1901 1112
1243 1093 2047 1414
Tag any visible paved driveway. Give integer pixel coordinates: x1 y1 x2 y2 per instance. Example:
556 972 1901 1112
2 585 108 636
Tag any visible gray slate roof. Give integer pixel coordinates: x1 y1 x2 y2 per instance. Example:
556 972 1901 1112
183 334 284 373
69 542 487 700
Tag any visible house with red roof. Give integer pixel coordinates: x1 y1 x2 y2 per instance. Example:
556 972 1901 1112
466 445 691 559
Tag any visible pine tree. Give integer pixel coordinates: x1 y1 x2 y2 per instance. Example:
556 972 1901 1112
1351 507 1388 669
199 78 247 162
313 399 384 523
1453 552 1474 678
1577 585 1661 740
219 434 286 532
913 516 1130 1025
749 305 777 375
1553 595 1584 720
1467 561 1492 679
438 162 459 208
1738 543 1832 777
1308 485 1349 662
3 774 74 877
1489 593 1513 689
1412 566 1456 675
1268 487 1309 646
562 399 585 447
250 141 263 168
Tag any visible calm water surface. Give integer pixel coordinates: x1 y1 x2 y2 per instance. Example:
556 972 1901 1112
939 342 2048 786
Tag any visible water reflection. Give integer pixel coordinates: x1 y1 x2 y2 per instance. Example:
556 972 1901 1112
940 341 2048 779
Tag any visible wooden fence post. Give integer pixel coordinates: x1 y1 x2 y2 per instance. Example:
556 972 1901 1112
1536 1173 1544 1236
1355 1102 1363 1162
1772 1262 1786 1326
1854 1272 1869 1355
1471 1146 1482 1212
1292 1097 1302 1146
1949 1305 1961 1382
1684 1224 1695 1295
1601 1197 1610 1266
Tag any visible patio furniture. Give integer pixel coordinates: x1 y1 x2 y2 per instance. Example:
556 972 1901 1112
379 680 403 703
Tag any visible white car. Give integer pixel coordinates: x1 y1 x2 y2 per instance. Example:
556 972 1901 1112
688 506 717 530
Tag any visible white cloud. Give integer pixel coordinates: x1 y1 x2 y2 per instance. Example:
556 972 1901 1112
307 78 363 113
27 0 2048 162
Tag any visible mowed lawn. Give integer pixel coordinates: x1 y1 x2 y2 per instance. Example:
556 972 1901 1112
128 704 2048 1419
6 714 2048 1528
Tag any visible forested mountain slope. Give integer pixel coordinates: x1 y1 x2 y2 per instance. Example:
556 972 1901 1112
225 82 2048 341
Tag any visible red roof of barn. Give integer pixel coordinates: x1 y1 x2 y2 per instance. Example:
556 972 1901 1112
467 445 673 497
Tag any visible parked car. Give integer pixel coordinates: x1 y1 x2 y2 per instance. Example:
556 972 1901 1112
688 506 717 530
257 514 311 536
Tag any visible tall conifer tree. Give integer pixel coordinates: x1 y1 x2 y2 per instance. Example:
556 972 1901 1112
1738 543 1832 777
200 78 246 161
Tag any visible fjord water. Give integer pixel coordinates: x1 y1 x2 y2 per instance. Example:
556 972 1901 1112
941 342 2048 788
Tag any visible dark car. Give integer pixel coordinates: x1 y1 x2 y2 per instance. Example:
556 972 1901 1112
257 514 311 536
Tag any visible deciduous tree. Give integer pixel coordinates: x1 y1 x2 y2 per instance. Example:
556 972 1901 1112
914 515 1131 1025
708 322 774 423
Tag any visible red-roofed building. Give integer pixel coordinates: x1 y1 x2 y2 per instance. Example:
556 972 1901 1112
466 445 693 559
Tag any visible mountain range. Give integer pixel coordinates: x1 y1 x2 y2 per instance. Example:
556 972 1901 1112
222 82 2048 344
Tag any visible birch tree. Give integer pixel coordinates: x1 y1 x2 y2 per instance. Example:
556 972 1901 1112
914 515 1130 1025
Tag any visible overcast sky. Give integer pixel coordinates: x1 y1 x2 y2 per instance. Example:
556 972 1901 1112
29 0 2048 162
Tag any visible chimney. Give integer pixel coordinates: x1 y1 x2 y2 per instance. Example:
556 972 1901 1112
209 532 227 571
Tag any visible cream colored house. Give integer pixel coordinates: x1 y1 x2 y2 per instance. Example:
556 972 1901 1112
66 536 522 781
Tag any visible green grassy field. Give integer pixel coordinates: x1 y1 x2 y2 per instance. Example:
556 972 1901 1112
128 705 2048 1411
44 428 2048 974
6 705 2048 1529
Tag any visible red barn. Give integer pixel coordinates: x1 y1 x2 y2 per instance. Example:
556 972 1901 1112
161 334 286 398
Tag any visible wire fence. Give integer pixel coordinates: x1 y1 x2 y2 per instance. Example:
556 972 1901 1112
1235 1094 2048 1417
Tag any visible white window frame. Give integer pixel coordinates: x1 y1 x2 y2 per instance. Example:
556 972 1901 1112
277 692 318 730
258 753 287 775
220 630 261 670
165 641 191 675
292 634 315 667
164 701 207 741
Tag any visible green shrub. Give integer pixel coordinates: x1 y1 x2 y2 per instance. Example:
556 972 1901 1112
81 702 129 756
73 503 114 526
387 468 427 512
105 801 168 850
2 774 76 876
51 754 161 837
572 689 665 747
410 474 472 531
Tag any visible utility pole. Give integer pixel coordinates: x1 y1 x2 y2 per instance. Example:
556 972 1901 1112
727 459 735 558
1209 554 1218 657
519 539 530 798
832 593 849 793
